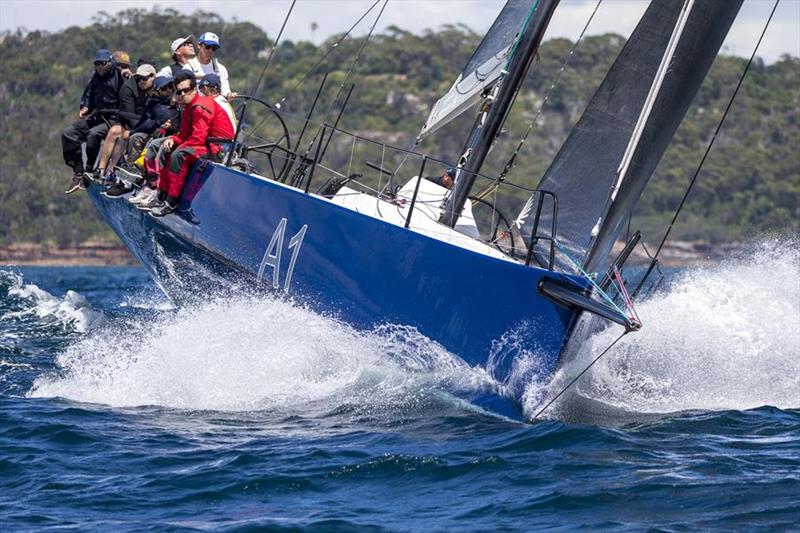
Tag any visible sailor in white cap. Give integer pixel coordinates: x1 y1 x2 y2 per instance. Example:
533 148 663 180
156 35 204 80
196 31 236 98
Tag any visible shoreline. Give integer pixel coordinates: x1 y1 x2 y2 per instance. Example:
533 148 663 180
1 240 742 268
1 242 137 267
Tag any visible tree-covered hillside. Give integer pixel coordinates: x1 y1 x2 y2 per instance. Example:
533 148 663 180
0 8 797 245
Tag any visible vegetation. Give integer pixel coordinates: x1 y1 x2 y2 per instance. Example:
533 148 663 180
0 8 796 246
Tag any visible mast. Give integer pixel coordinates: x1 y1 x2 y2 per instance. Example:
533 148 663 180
439 0 558 228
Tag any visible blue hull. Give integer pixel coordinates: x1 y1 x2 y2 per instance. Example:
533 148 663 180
88 163 583 417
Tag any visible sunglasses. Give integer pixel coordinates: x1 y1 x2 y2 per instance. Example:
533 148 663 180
175 87 195 95
200 43 219 51
94 61 109 66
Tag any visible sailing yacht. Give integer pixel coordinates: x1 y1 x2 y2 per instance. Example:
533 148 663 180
86 0 744 418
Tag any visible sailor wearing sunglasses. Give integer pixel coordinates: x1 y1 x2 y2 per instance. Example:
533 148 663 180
196 32 236 98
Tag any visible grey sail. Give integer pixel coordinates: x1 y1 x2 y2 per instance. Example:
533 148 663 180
418 0 536 139
521 0 743 273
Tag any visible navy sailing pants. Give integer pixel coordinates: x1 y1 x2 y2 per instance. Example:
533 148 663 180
61 118 109 173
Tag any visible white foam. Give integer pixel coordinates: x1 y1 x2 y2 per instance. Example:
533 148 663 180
29 296 492 413
528 239 800 417
2 270 104 333
22 238 800 420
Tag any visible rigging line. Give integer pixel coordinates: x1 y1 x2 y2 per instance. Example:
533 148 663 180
490 0 604 191
645 0 779 270
555 241 629 318
311 0 389 152
532 330 628 421
277 0 382 107
244 1 382 148
248 0 296 103
228 0 296 165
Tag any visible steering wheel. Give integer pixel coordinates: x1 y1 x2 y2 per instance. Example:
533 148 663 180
229 95 292 181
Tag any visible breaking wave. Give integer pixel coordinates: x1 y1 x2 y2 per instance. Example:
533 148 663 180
0 270 104 334
529 238 800 418
29 296 493 417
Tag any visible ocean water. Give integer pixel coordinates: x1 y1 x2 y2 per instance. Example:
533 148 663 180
1 243 798 531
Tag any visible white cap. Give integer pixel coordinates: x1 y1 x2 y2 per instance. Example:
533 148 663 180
135 64 156 77
198 32 220 47
170 36 194 53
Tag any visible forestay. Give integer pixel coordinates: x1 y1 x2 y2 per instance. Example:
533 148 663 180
418 0 536 138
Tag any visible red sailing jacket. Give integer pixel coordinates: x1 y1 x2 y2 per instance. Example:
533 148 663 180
171 93 235 154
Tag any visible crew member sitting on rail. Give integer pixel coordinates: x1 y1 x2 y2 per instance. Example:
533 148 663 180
144 71 235 217
198 73 237 132
112 50 134 80
96 63 155 183
128 75 180 165
62 49 124 194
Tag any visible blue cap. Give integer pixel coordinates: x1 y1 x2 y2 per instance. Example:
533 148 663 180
198 73 221 88
154 76 174 90
198 32 220 46
445 167 456 177
93 49 112 63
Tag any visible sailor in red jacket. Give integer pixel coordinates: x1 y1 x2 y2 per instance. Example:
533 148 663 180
148 71 235 216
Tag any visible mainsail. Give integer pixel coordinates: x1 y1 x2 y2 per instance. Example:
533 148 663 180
440 0 558 227
418 0 538 139
521 0 743 273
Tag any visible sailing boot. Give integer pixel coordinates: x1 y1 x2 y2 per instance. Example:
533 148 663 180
65 171 86 194
137 189 166 211
129 186 156 205
149 196 178 217
83 170 103 185
103 180 134 198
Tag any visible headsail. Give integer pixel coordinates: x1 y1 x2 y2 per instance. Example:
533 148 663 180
521 0 743 273
418 0 537 139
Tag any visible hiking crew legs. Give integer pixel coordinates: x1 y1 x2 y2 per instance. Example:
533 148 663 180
61 119 110 173
158 145 209 199
126 132 150 165
143 136 169 183
98 124 125 176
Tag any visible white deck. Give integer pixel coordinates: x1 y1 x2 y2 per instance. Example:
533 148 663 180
327 177 513 261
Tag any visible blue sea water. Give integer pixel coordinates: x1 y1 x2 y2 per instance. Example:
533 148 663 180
1 246 798 531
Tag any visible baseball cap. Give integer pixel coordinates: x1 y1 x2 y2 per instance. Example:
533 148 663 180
135 64 156 77
93 49 112 63
154 76 174 90
198 32 221 47
112 50 131 66
198 73 221 88
170 36 194 53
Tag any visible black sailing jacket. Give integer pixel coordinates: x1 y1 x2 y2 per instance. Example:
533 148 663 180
79 68 125 122
118 77 147 128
